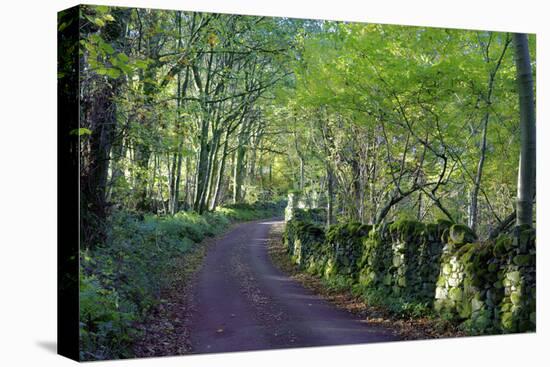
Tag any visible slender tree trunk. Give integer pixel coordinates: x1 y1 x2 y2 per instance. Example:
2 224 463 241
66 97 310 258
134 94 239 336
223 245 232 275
169 152 177 213
173 148 183 213
233 120 248 203
108 133 127 202
233 145 245 203
417 192 423 220
193 118 210 212
299 156 304 192
327 165 334 226
169 63 182 215
248 132 258 184
182 155 190 210
172 66 190 214
351 158 361 221
513 33 536 227
135 146 152 211
155 155 167 214
192 51 213 213
468 36 510 232
210 129 230 210
168 144 182 214
469 111 489 233
202 130 221 211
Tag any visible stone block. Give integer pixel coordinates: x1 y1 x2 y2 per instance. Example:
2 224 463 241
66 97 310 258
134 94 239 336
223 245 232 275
506 271 521 283
449 287 463 302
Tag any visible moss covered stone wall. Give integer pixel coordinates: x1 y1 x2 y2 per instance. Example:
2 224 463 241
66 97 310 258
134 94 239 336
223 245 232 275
434 225 536 333
283 218 536 334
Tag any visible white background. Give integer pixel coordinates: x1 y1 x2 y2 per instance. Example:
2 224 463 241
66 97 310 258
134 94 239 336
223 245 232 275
0 0 547 365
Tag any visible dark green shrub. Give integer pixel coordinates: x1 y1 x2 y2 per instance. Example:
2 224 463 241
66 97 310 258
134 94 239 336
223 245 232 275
216 199 286 221
293 208 327 224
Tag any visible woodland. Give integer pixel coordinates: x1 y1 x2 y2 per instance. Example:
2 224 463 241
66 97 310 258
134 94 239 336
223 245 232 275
58 5 536 360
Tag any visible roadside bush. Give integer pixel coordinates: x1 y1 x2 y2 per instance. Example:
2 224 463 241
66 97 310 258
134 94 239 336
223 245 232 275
216 200 286 221
293 208 327 224
351 283 433 319
79 274 137 360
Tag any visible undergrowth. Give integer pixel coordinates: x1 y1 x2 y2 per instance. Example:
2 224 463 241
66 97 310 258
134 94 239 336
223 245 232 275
319 275 434 320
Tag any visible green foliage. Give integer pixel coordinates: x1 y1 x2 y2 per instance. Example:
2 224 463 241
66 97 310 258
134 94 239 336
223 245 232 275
215 200 286 221
388 219 426 241
79 274 137 360
351 284 433 319
322 274 355 292
70 127 92 136
270 21 530 236
292 208 327 224
73 4 536 357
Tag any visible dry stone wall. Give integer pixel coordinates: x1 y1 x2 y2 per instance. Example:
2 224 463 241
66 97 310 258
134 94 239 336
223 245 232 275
283 213 536 334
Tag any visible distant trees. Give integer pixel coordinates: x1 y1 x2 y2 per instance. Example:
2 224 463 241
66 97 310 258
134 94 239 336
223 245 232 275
268 24 535 237
77 5 536 245
467 33 511 233
79 5 294 246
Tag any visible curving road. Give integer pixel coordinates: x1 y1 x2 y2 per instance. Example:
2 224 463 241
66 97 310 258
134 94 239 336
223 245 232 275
188 219 398 354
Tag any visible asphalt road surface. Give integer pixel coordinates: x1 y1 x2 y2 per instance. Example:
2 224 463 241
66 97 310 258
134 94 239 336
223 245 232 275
188 219 398 354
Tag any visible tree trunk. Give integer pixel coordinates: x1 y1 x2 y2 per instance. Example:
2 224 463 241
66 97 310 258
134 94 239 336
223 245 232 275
135 145 151 211
169 147 183 215
107 132 127 202
350 157 361 221
80 9 129 245
327 165 334 226
193 118 210 212
299 156 304 191
182 155 190 210
417 192 423 220
202 129 222 211
513 33 536 227
469 111 489 233
468 36 510 233
82 84 119 214
233 145 245 203
210 129 230 210
233 120 248 203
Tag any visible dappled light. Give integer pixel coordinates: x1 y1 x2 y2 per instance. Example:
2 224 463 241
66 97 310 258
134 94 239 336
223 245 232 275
60 3 536 361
